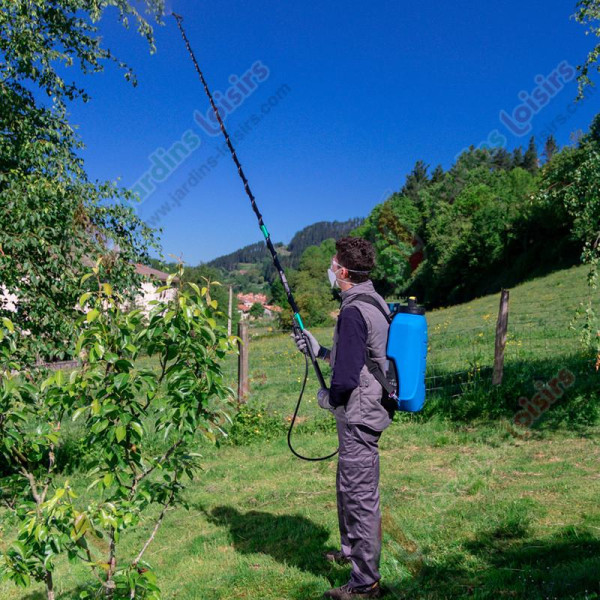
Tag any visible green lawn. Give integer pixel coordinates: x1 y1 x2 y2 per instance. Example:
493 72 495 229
1 264 599 599
2 422 598 599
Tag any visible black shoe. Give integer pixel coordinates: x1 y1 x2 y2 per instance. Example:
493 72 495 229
323 549 351 565
323 581 383 599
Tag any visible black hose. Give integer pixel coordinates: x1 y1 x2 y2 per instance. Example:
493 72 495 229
287 351 339 462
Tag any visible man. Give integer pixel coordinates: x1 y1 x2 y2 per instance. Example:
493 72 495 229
293 236 393 600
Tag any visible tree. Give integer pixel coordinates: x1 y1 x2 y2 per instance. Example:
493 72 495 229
492 147 513 171
278 239 338 329
523 136 539 174
0 269 235 599
543 135 559 163
536 113 600 361
401 160 429 203
512 147 524 168
269 278 288 307
249 302 265 318
183 264 240 329
574 0 600 98
0 0 165 362
353 194 422 298
430 164 445 183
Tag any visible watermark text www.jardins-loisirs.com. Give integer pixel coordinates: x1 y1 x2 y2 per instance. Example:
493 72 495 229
143 83 292 228
130 60 270 205
513 368 575 427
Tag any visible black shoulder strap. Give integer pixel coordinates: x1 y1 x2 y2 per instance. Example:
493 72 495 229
346 294 392 324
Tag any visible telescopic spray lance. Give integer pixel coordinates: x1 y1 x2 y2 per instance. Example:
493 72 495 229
172 13 338 461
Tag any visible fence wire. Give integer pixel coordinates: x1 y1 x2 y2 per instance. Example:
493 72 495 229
425 292 599 396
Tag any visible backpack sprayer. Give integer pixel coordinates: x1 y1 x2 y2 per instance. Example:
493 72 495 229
172 13 429 461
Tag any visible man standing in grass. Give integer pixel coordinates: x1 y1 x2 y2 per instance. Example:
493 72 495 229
294 236 393 599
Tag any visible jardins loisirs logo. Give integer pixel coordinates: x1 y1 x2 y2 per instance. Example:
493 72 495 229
499 60 576 136
194 60 270 135
130 60 270 205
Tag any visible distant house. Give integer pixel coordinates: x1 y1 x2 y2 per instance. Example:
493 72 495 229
133 263 178 315
236 291 282 318
237 292 268 313
0 263 178 318
263 304 283 318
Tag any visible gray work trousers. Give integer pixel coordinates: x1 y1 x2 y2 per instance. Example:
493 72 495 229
335 413 383 588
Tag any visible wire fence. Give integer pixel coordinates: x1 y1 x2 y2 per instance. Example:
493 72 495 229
224 275 600 407
424 290 599 397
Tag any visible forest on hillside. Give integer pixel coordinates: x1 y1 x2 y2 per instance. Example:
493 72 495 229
276 119 600 328
205 218 363 271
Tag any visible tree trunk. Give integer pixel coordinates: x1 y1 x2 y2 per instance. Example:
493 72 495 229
45 571 55 600
106 530 117 599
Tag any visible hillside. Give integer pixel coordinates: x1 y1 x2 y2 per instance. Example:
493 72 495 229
221 262 599 425
206 218 363 273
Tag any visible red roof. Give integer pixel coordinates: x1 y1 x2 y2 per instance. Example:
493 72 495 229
237 292 268 305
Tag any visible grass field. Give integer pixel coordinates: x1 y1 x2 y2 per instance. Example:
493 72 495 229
1 265 599 599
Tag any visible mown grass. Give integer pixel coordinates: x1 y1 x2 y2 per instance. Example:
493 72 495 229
2 421 598 599
1 264 599 599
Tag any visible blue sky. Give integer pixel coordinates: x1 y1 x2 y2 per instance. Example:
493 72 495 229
69 0 599 264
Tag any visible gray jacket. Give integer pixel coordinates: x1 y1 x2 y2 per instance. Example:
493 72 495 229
330 280 392 432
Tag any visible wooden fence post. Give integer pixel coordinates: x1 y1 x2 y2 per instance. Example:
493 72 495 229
227 285 233 337
492 288 510 385
237 320 249 404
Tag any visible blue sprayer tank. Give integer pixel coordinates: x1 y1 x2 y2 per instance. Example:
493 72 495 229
386 296 428 412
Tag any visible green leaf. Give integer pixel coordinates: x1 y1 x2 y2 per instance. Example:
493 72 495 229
86 309 100 323
113 372 129 390
2 317 14 332
72 406 88 422
130 421 144 439
91 419 109 434
115 425 126 443
78 292 92 307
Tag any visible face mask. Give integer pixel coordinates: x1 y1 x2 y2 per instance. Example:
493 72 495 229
327 259 370 288
327 267 340 288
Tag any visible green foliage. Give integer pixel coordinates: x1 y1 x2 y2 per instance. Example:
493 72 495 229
269 278 288 306
574 0 600 98
414 166 548 304
0 0 165 361
401 160 430 205
286 219 363 266
522 136 539 174
536 117 600 359
0 267 236 599
353 193 422 298
249 302 265 318
183 264 240 330
225 403 288 445
543 135 559 163
278 240 338 330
